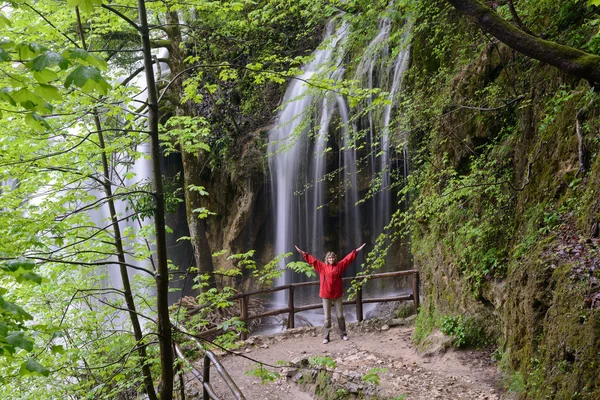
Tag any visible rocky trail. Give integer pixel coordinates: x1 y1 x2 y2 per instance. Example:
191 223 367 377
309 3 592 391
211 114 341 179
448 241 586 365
184 319 513 400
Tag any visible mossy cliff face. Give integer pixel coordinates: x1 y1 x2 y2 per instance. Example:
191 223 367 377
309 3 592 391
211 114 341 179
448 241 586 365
405 1 600 398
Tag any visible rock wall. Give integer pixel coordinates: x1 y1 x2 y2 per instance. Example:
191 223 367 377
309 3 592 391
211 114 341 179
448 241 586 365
405 2 600 398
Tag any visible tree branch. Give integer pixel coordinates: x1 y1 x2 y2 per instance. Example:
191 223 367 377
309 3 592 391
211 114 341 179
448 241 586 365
446 0 600 87
24 2 80 47
101 4 140 31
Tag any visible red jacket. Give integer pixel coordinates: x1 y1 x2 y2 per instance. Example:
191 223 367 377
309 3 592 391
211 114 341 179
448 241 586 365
302 250 358 299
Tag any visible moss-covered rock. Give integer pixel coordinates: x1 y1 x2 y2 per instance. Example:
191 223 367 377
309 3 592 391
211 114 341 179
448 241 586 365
405 1 600 398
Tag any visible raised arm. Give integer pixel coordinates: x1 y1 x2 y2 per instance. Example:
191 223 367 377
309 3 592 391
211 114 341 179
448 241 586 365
338 243 366 271
295 245 322 273
295 245 306 256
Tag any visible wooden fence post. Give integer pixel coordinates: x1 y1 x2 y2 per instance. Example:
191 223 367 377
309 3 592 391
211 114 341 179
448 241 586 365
412 272 420 313
288 285 295 329
240 295 248 340
355 284 363 322
203 353 210 400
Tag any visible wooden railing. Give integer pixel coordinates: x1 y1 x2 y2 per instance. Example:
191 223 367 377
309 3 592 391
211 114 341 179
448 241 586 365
174 323 246 400
170 270 419 398
236 270 419 340
187 270 419 341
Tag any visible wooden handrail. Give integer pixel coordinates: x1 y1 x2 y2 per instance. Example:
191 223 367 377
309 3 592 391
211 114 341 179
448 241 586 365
187 270 420 340
173 323 246 400
188 270 418 310
170 270 419 398
238 270 419 337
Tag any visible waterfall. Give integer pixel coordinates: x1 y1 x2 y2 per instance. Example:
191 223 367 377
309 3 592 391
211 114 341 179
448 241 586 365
268 16 412 309
353 16 393 245
268 22 348 304
378 30 412 240
353 16 411 247
337 95 362 263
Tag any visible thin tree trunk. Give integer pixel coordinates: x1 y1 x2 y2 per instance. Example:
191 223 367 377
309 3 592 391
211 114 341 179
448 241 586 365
94 116 158 400
164 9 216 290
76 8 158 399
136 1 174 398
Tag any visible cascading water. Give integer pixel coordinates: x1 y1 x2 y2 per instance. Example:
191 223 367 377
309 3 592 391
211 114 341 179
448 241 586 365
378 29 412 242
338 95 363 265
268 22 349 304
268 16 412 312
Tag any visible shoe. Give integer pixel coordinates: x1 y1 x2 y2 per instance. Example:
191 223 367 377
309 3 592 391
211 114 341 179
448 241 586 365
322 338 329 344
342 335 348 341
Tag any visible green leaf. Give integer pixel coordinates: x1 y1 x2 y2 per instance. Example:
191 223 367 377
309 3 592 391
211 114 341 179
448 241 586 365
245 364 280 383
65 65 100 87
0 322 8 337
63 47 89 61
286 261 316 278
27 51 69 71
67 0 102 14
81 77 111 95
0 88 16 106
6 331 34 352
0 13 11 28
34 84 63 102
33 69 58 84
0 296 34 321
65 66 111 95
51 345 65 354
20 359 50 377
17 42 48 59
362 367 387 385
589 0 600 6
3 258 36 272
309 356 337 369
188 185 209 196
0 40 14 50
17 272 43 285
12 88 44 110
25 112 51 132
62 48 107 69
191 207 215 219
0 48 11 61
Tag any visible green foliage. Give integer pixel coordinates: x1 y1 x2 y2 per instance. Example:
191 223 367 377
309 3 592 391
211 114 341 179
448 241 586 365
309 355 337 370
440 315 468 347
245 363 281 384
254 252 292 286
19 359 50 377
413 145 514 294
196 284 236 309
286 261 317 278
412 307 438 344
362 367 387 385
160 116 211 155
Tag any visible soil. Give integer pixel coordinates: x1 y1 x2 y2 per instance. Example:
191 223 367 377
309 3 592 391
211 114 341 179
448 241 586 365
184 322 514 400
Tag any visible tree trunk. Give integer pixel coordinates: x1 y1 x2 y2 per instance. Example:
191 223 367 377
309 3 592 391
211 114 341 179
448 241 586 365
75 9 158 398
95 116 159 400
164 10 217 291
180 150 217 289
136 1 174 398
446 0 600 86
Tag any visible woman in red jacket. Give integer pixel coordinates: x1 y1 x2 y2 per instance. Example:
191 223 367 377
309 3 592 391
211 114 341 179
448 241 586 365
295 243 366 344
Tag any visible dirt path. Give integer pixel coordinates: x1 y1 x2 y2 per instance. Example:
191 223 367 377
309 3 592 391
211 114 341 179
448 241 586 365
190 322 511 400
